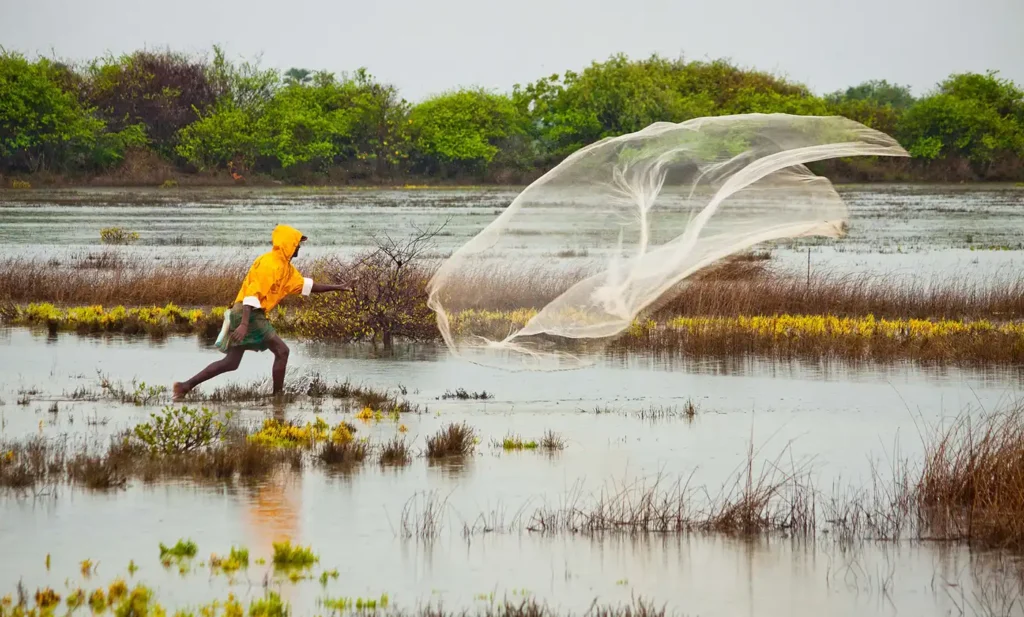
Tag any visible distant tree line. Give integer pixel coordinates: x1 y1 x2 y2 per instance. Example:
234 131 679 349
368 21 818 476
1 47 1022 184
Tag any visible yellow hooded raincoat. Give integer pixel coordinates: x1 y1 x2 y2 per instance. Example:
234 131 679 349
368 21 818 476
233 225 313 312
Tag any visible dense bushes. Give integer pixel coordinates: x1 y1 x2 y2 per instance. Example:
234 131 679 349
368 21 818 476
2 47 1023 183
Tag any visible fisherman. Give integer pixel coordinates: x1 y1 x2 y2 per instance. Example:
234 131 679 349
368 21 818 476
172 225 346 401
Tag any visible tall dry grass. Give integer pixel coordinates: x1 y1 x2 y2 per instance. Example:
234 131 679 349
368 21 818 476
918 400 1024 551
3 253 1022 322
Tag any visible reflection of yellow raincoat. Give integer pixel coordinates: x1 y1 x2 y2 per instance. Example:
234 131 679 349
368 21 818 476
233 225 312 311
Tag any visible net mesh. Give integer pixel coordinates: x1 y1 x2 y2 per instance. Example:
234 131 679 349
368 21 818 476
427 113 909 370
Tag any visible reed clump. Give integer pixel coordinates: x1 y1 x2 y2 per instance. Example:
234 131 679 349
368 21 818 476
426 422 477 459
918 400 1024 551
379 436 412 467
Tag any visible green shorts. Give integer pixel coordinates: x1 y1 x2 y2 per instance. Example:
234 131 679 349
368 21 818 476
215 303 277 353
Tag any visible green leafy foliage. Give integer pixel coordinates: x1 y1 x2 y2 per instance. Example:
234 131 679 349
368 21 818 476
2 47 1024 180
409 88 525 174
0 52 108 172
132 406 225 454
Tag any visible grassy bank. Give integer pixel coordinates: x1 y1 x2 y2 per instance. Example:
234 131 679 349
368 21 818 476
5 302 1023 365
3 252 1023 364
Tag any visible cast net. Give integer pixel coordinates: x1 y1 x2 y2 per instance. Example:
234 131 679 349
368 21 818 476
427 113 908 369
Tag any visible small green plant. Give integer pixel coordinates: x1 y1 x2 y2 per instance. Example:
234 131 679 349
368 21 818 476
159 539 198 561
321 594 389 612
498 433 538 451
9 179 31 189
160 179 178 189
98 374 167 405
66 588 86 609
271 540 318 569
319 569 339 587
88 588 108 612
133 406 224 454
249 591 289 617
210 546 249 574
100 227 140 245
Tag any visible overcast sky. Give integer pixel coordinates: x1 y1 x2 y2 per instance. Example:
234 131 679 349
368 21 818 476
1 0 1021 102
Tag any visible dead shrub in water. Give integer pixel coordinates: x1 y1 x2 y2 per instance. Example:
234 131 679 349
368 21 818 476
539 430 567 452
917 400 1024 551
426 422 477 459
298 226 444 349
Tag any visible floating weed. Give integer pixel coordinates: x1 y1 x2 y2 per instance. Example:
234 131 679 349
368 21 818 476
47 402 58 415
319 569 339 587
127 560 138 576
379 437 411 467
34 588 60 610
248 591 288 617
88 589 107 613
112 585 154 617
210 546 249 574
271 540 318 569
107 579 127 604
44 554 49 571
497 434 538 451
80 559 95 578
321 594 390 612
159 539 198 561
439 388 494 401
66 588 85 610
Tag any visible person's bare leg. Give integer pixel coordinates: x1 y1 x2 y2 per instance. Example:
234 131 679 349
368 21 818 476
266 334 290 396
173 348 245 400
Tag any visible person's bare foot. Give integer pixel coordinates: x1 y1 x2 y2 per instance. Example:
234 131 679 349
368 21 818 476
172 382 190 402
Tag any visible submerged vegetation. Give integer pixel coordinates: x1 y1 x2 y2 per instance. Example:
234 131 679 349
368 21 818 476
7 400 1024 553
1 47 1023 184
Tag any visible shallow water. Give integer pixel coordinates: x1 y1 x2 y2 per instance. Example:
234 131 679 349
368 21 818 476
3 330 1024 614
1 185 1022 283
3 185 1024 615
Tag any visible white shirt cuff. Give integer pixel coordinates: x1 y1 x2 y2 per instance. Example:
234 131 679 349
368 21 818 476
301 278 313 296
242 296 261 309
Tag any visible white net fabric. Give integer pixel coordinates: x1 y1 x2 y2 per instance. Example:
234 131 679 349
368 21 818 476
427 113 909 370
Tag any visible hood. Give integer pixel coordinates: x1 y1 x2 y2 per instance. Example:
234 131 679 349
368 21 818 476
271 225 305 260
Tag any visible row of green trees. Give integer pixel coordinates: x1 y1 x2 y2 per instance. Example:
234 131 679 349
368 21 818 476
2 47 1023 182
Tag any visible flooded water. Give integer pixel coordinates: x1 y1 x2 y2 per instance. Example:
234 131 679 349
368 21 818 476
1 184 1023 283
2 185 1024 615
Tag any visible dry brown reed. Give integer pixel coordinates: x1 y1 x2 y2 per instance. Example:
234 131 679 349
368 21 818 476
4 253 1023 325
379 436 412 466
0 256 245 307
525 439 816 537
425 422 477 459
918 400 1024 551
615 320 1024 366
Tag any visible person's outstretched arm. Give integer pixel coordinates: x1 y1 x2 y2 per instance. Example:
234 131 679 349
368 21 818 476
310 282 348 294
